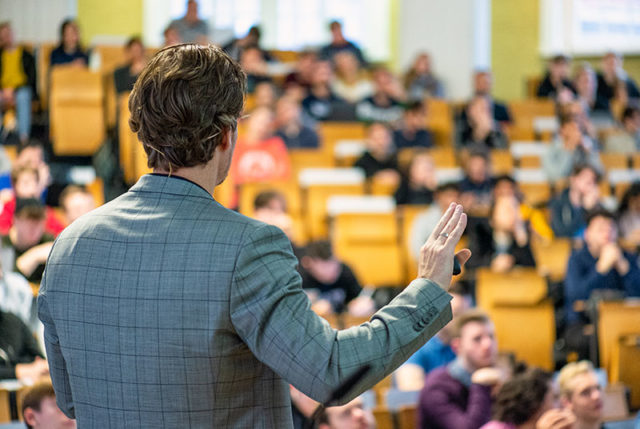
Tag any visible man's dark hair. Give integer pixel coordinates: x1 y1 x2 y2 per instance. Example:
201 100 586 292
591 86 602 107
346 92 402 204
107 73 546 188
304 240 333 261
17 138 45 156
247 25 261 40
570 163 601 182
621 106 639 123
586 207 615 226
551 54 569 64
129 44 247 172
126 36 143 50
10 165 39 187
22 380 56 429
435 182 461 195
15 198 46 221
329 20 342 31
492 367 552 425
253 190 287 212
405 100 425 113
59 19 80 48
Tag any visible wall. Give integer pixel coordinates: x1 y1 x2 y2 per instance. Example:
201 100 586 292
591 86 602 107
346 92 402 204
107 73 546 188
491 0 543 101
397 0 491 101
77 0 143 45
0 0 77 43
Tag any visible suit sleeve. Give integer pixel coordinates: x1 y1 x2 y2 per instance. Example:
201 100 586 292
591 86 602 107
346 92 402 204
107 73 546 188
230 224 452 404
37 276 75 419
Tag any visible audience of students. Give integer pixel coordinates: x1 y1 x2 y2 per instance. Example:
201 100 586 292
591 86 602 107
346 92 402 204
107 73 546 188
537 55 576 102
595 51 640 114
604 105 640 153
319 20 366 66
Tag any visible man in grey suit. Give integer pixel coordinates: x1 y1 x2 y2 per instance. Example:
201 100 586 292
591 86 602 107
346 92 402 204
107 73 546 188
38 44 471 428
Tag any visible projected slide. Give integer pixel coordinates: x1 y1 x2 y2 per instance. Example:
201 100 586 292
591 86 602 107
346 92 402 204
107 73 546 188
572 0 640 54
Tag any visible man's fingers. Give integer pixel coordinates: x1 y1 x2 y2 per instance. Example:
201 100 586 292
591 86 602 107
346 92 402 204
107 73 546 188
440 204 463 238
455 249 472 267
447 212 467 244
429 203 456 241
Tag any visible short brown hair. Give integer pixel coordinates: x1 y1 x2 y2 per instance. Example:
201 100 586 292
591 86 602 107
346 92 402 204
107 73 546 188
450 309 491 338
10 164 39 187
22 380 55 429
129 44 246 172
15 198 46 221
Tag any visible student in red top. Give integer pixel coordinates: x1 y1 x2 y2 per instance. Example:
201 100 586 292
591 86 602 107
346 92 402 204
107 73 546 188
0 165 64 236
231 106 291 185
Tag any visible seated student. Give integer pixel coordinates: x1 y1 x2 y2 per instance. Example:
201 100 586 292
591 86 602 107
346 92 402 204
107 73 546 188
459 70 512 132
410 183 462 259
22 379 77 429
356 67 405 124
480 367 559 429
50 19 88 67
393 101 434 149
0 165 64 236
2 198 55 283
595 52 640 114
558 101 599 144
0 259 32 328
419 309 502 429
394 150 437 205
549 164 602 239
331 51 373 104
536 55 576 101
604 106 640 153
169 0 209 45
284 50 316 99
459 150 494 214
240 46 272 93
543 114 602 184
230 107 291 185
274 96 320 149
0 22 37 143
315 396 376 429
319 20 366 66
395 283 471 391
223 26 272 63
113 36 147 95
253 81 278 110
163 24 182 47
59 185 96 226
466 195 536 273
492 175 553 241
300 240 374 317
353 122 401 187
564 209 640 334
557 361 603 429
404 52 445 100
573 63 597 116
0 308 48 381
617 182 640 248
251 190 295 244
457 95 508 150
301 60 345 121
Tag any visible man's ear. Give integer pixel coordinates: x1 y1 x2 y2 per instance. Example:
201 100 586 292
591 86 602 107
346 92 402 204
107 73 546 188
450 337 460 354
23 408 36 426
218 127 232 151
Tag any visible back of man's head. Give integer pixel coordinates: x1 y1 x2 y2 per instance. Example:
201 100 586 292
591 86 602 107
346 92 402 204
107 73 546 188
129 44 247 172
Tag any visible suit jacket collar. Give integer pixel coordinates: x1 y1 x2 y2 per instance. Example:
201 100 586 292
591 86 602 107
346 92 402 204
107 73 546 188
130 174 214 201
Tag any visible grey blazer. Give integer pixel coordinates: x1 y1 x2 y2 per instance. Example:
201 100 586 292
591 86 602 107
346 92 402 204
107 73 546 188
38 174 452 428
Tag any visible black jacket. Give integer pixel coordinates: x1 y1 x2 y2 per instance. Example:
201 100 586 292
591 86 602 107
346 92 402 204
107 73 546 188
0 310 42 380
